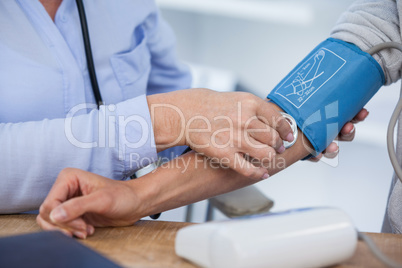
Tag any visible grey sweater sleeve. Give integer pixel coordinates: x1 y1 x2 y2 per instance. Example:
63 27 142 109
330 0 402 85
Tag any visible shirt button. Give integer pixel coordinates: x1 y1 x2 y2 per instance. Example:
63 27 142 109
59 14 68 23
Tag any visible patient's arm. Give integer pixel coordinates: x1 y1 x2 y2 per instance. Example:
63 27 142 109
36 100 367 238
36 102 312 238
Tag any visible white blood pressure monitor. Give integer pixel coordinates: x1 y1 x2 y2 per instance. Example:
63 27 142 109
175 207 357 268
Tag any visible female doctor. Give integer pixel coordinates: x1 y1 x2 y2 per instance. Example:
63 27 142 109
0 0 300 213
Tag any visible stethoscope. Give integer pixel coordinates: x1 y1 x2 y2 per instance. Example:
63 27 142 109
76 0 103 108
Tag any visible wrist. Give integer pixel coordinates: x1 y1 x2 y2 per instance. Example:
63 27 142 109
266 99 313 163
147 93 186 151
126 177 162 218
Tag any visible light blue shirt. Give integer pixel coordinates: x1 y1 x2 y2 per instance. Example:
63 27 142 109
0 0 191 213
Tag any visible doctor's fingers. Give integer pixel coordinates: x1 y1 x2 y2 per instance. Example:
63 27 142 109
220 150 270 180
256 103 294 143
229 153 269 181
242 136 278 164
246 118 285 153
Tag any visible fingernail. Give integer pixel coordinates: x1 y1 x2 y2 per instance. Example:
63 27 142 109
73 231 87 239
326 148 339 158
278 145 285 154
286 133 294 142
345 126 355 136
262 173 270 180
87 225 95 236
50 207 67 223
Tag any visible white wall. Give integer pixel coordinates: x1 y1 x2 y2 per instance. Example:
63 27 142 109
158 0 355 97
152 0 399 232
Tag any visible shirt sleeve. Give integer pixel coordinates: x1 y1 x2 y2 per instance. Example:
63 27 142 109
0 95 157 213
142 8 192 160
143 9 192 95
330 0 402 85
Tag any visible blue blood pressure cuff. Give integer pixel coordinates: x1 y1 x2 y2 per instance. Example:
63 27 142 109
268 38 385 156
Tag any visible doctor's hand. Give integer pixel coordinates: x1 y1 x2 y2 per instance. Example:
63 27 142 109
148 89 294 180
309 108 369 162
37 168 144 239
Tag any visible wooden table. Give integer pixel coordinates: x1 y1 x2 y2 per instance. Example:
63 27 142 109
1 215 402 268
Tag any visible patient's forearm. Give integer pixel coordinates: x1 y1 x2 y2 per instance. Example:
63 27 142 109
36 102 314 234
131 126 311 218
268 128 311 175
132 151 252 217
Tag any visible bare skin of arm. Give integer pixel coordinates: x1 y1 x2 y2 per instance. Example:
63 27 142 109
36 102 367 238
36 103 312 238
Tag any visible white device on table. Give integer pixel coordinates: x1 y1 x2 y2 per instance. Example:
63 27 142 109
175 92 402 268
175 207 357 268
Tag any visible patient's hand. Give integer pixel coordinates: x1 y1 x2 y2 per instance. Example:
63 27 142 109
37 168 143 239
309 108 369 162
